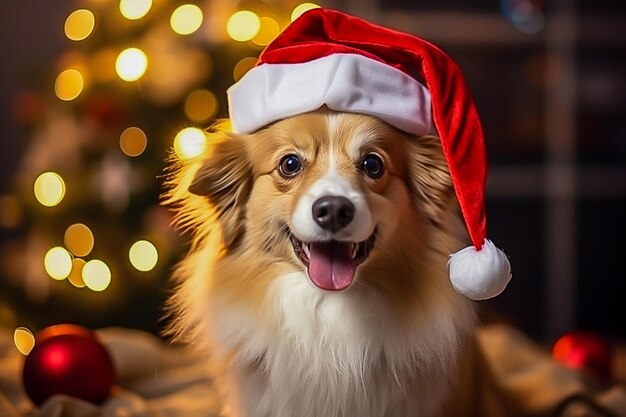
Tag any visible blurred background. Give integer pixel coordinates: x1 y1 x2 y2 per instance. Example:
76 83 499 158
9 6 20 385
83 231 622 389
0 0 624 346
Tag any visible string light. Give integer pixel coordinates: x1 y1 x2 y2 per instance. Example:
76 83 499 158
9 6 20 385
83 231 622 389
119 0 152 20
184 90 217 122
64 9 96 41
291 3 320 22
64 223 94 257
115 48 148 82
55 69 84 101
129 240 158 272
68 258 87 288
44 247 73 280
233 57 258 81
170 4 203 35
34 172 66 207
227 11 261 42
82 259 111 292
173 127 207 159
252 17 280 46
119 127 147 157
14 327 35 356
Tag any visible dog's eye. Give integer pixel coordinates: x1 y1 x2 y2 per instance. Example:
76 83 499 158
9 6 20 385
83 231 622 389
360 154 384 179
278 154 303 178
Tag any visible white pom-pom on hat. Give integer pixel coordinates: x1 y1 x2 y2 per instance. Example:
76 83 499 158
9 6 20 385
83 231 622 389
226 8 512 299
449 239 512 300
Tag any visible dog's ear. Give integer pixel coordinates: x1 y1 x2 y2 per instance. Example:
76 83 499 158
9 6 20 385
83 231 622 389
406 135 455 223
189 133 253 249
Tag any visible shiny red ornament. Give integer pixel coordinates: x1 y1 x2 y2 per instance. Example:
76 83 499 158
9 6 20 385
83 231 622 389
22 324 115 406
552 331 612 381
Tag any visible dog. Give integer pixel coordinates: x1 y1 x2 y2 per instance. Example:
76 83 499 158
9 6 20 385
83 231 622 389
164 108 482 417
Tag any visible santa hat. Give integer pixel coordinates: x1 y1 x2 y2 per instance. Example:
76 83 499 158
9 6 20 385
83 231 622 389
227 8 511 300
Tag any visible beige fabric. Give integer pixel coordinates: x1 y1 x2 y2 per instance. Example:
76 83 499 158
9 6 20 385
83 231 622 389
0 325 623 417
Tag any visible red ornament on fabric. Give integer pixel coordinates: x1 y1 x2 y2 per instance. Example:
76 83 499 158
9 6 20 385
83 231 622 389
552 331 612 381
22 324 115 406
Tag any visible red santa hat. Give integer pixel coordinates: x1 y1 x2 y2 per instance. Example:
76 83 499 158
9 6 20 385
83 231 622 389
227 8 511 300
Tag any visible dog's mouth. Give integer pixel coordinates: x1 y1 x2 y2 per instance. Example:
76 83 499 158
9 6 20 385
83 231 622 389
289 230 377 291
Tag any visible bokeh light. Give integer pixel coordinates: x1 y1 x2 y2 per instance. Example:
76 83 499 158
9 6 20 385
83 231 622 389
184 90 217 122
65 9 96 41
119 126 148 156
44 247 73 280
173 127 207 159
119 0 152 20
252 17 280 46
291 3 320 22
55 69 84 101
68 258 87 288
227 11 261 42
233 57 258 81
170 4 203 35
115 48 148 82
82 259 111 292
34 172 66 207
14 327 35 356
64 223 94 257
129 240 159 272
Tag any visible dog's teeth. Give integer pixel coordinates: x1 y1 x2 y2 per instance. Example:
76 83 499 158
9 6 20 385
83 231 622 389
303 243 310 258
352 243 358 258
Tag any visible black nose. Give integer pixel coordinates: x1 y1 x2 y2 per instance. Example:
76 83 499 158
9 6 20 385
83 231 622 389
312 196 355 232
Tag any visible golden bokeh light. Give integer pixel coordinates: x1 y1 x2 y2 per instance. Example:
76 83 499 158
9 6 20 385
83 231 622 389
64 223 94 257
65 9 96 41
170 4 203 35
252 17 280 46
115 48 148 82
119 0 152 20
173 127 207 159
291 3 320 22
129 240 159 272
44 247 73 280
119 126 148 156
55 69 84 101
233 57 258 82
68 258 87 288
184 90 217 122
34 172 66 207
227 11 261 42
82 259 111 292
14 327 35 356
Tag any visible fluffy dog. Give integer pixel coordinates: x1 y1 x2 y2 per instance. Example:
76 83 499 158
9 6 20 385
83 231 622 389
165 109 479 417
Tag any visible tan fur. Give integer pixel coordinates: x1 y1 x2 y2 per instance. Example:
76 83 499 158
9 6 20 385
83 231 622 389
164 109 478 417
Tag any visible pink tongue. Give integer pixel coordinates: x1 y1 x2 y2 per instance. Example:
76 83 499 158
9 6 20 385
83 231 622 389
308 241 356 291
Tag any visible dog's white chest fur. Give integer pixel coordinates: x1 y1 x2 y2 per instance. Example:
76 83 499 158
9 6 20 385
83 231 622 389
209 272 471 417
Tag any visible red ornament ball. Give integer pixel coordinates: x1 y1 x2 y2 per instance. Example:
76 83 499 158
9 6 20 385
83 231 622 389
552 331 612 381
22 324 116 406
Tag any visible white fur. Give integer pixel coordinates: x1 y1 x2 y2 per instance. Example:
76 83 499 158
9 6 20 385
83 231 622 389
203 272 475 417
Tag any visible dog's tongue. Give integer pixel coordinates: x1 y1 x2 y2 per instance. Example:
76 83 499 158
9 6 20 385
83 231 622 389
308 241 356 291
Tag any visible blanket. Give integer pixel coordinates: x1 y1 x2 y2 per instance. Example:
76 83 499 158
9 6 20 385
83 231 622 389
0 325 624 417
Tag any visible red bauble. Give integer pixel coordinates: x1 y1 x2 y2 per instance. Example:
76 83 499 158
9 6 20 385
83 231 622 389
552 331 612 381
22 324 116 406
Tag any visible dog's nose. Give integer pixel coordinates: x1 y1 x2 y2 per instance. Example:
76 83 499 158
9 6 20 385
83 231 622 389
312 196 355 232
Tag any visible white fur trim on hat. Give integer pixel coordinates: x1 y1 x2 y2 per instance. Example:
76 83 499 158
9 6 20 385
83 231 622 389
448 239 512 300
227 53 433 135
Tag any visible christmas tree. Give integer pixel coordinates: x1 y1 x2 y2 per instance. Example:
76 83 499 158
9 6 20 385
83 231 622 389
2 0 322 347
